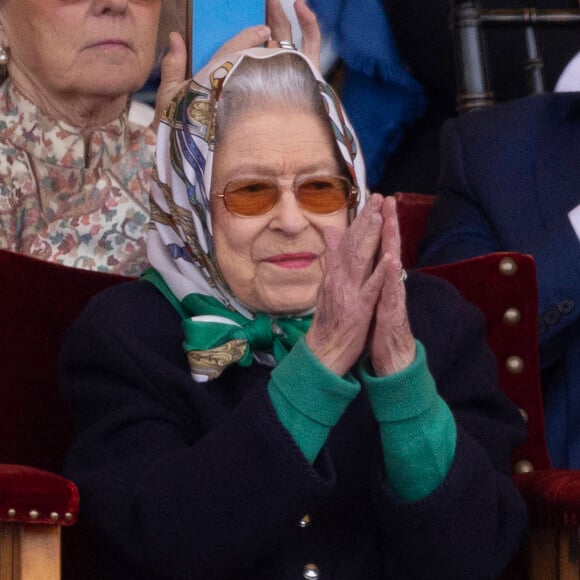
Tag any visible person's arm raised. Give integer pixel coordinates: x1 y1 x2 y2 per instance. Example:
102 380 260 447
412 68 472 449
152 26 271 130
153 0 323 130
152 32 187 130
266 0 321 68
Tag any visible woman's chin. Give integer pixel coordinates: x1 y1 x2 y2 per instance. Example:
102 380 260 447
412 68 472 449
248 291 317 316
75 58 150 99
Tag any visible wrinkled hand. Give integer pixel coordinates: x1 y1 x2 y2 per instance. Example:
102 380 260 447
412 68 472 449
266 0 321 68
153 32 187 130
211 24 272 60
153 26 272 130
368 196 416 376
152 0 322 130
305 195 391 376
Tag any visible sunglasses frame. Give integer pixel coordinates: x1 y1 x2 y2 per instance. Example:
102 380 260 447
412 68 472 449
215 175 360 218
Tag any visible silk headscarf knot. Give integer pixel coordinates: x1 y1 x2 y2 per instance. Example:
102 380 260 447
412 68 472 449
145 48 367 382
181 310 313 381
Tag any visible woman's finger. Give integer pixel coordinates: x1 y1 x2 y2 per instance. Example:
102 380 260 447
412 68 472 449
212 25 272 60
154 23 273 130
154 32 188 130
306 196 385 376
380 195 402 262
369 253 416 375
306 246 385 377
321 225 344 256
333 194 383 283
266 0 294 45
294 0 321 68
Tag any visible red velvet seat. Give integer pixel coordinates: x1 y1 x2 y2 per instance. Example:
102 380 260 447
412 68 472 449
0 249 130 579
395 191 580 579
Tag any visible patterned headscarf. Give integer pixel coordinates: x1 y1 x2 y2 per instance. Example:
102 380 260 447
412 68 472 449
145 47 367 381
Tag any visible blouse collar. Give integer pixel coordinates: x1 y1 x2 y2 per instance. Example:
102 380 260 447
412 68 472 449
0 79 132 171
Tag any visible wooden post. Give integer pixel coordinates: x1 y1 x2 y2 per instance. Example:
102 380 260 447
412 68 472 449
0 524 60 580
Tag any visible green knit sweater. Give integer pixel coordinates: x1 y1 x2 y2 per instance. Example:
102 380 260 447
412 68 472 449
268 338 456 502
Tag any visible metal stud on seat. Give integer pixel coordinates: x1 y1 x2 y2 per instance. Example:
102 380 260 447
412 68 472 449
503 307 521 325
499 256 518 276
506 356 524 374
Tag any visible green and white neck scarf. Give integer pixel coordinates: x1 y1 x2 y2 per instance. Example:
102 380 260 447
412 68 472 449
146 48 367 381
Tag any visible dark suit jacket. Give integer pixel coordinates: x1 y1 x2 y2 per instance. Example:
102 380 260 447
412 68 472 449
59 272 526 579
419 92 580 468
379 0 580 196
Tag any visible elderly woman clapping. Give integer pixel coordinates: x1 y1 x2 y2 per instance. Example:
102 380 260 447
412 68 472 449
60 47 527 579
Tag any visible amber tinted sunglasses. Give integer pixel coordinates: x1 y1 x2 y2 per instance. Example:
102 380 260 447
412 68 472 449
215 175 359 217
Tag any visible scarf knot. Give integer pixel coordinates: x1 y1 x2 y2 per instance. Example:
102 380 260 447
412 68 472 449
244 313 276 352
179 313 312 381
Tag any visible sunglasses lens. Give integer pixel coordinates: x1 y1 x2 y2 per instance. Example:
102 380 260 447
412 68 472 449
297 177 350 214
221 176 354 216
223 180 278 216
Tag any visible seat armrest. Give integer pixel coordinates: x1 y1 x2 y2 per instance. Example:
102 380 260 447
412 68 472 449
514 470 580 528
0 464 78 526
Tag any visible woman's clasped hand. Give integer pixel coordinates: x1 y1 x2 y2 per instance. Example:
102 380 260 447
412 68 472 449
307 194 416 377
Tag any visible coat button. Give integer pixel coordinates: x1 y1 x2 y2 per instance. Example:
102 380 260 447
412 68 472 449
303 563 320 579
299 514 311 528
514 459 534 474
558 298 574 315
544 307 561 326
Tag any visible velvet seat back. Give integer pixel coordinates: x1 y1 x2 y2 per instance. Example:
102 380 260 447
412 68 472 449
0 249 130 473
395 192 551 473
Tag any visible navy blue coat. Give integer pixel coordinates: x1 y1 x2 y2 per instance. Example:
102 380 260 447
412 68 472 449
60 271 527 579
419 92 580 468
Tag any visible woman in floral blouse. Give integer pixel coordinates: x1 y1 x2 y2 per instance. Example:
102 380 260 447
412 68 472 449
0 0 165 275
0 0 275 276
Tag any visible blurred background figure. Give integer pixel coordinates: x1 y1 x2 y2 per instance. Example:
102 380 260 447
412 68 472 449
0 0 271 275
287 0 426 190
134 0 427 192
377 0 580 196
0 0 162 275
130 0 580 201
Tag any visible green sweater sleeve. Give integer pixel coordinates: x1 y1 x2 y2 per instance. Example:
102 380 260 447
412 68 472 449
359 341 457 502
268 336 360 463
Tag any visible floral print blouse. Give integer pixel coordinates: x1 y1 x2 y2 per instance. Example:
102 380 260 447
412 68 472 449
0 80 156 276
